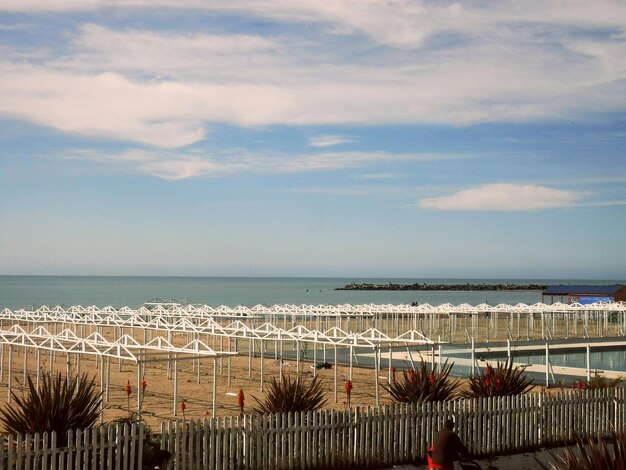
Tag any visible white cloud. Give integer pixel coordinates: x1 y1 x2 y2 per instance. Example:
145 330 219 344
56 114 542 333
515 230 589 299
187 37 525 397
4 1 626 47
357 173 400 180
0 64 294 148
419 183 584 211
0 2 625 146
309 135 353 147
68 148 457 180
64 24 280 81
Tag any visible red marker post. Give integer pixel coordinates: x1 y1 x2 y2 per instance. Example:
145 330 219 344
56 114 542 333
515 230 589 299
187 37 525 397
124 381 132 414
345 380 353 408
140 377 147 409
237 389 245 416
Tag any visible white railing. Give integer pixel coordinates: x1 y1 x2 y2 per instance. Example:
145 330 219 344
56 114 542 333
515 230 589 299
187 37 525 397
2 387 624 469
0 423 144 470
159 387 626 469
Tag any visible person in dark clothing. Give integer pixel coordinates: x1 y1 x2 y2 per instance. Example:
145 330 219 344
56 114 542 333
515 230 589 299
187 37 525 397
151 449 172 470
429 418 471 470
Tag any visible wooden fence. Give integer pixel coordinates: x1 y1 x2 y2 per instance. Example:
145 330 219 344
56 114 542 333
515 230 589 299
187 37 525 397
0 423 144 470
1 388 625 469
160 387 626 469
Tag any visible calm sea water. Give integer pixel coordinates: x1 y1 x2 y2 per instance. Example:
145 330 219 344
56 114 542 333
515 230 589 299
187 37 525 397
0 276 622 310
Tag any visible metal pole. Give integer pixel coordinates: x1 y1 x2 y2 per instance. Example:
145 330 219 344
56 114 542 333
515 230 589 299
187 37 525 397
349 344 353 381
406 347 416 371
173 354 178 416
545 343 549 387
227 338 231 387
296 340 300 374
106 356 111 401
334 345 338 403
36 349 41 389
471 337 476 376
374 347 380 407
586 344 591 381
313 336 318 378
137 358 141 412
100 355 105 423
212 357 217 418
7 346 12 403
430 344 434 371
438 339 442 372
248 339 253 378
260 341 264 391
388 347 392 383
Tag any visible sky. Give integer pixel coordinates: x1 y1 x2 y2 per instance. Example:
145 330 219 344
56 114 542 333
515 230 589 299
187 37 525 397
0 1 625 279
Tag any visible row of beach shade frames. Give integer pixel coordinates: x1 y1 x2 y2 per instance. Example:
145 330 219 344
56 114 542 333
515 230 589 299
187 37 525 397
0 318 437 419
5 300 626 317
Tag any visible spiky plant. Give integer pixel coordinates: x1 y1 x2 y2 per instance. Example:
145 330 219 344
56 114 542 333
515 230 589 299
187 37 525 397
535 432 626 469
0 372 102 446
381 359 460 403
459 359 534 398
252 374 327 414
573 372 623 390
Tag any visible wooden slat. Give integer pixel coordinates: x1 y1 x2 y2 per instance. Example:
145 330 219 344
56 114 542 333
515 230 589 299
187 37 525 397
6 387 626 469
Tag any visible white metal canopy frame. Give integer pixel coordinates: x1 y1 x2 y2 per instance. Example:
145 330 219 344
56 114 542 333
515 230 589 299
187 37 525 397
0 301 625 410
2 300 625 345
4 300 626 320
0 324 237 418
0 306 439 407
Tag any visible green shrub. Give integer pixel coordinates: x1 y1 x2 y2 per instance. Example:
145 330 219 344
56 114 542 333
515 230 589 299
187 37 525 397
573 372 623 390
535 432 626 469
381 359 460 403
0 372 102 446
460 359 534 398
252 374 327 414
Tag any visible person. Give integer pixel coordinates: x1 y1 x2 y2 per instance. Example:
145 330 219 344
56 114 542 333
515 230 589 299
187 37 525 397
428 418 471 470
151 449 172 470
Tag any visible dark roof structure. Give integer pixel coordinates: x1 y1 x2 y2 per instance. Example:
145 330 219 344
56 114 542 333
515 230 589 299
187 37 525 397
543 285 625 296
542 284 626 304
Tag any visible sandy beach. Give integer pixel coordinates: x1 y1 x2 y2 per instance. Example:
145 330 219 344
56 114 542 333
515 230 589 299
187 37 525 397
0 341 554 431
0 347 397 428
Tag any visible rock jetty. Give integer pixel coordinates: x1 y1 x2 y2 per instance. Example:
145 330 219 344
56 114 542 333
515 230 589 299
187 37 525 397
336 282 547 291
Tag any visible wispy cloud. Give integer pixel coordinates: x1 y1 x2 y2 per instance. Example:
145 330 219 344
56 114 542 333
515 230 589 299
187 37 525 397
419 183 585 211
0 2 625 146
356 173 401 180
69 149 450 180
309 135 353 148
0 64 292 148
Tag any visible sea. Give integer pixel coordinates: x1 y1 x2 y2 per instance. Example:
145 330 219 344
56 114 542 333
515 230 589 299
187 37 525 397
0 276 623 310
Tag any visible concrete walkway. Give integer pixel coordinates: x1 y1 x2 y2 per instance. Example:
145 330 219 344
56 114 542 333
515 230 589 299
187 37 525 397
385 446 567 469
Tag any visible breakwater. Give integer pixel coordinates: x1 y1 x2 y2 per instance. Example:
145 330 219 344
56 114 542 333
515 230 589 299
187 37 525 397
336 282 547 291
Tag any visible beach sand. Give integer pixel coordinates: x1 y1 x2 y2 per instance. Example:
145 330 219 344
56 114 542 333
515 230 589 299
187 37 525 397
0 346 554 430
0 347 399 429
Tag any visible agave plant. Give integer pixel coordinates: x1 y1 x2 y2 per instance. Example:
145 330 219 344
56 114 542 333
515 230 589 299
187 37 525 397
535 432 626 469
0 372 102 446
252 374 327 414
381 359 460 403
573 372 623 390
459 359 534 398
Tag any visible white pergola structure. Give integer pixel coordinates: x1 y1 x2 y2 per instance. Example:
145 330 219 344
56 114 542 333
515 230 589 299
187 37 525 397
0 324 237 418
0 311 437 407
0 307 440 406
3 300 626 344
1 301 625 410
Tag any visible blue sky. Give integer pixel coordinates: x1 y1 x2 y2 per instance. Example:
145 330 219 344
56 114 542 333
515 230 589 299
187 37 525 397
1 1 625 279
